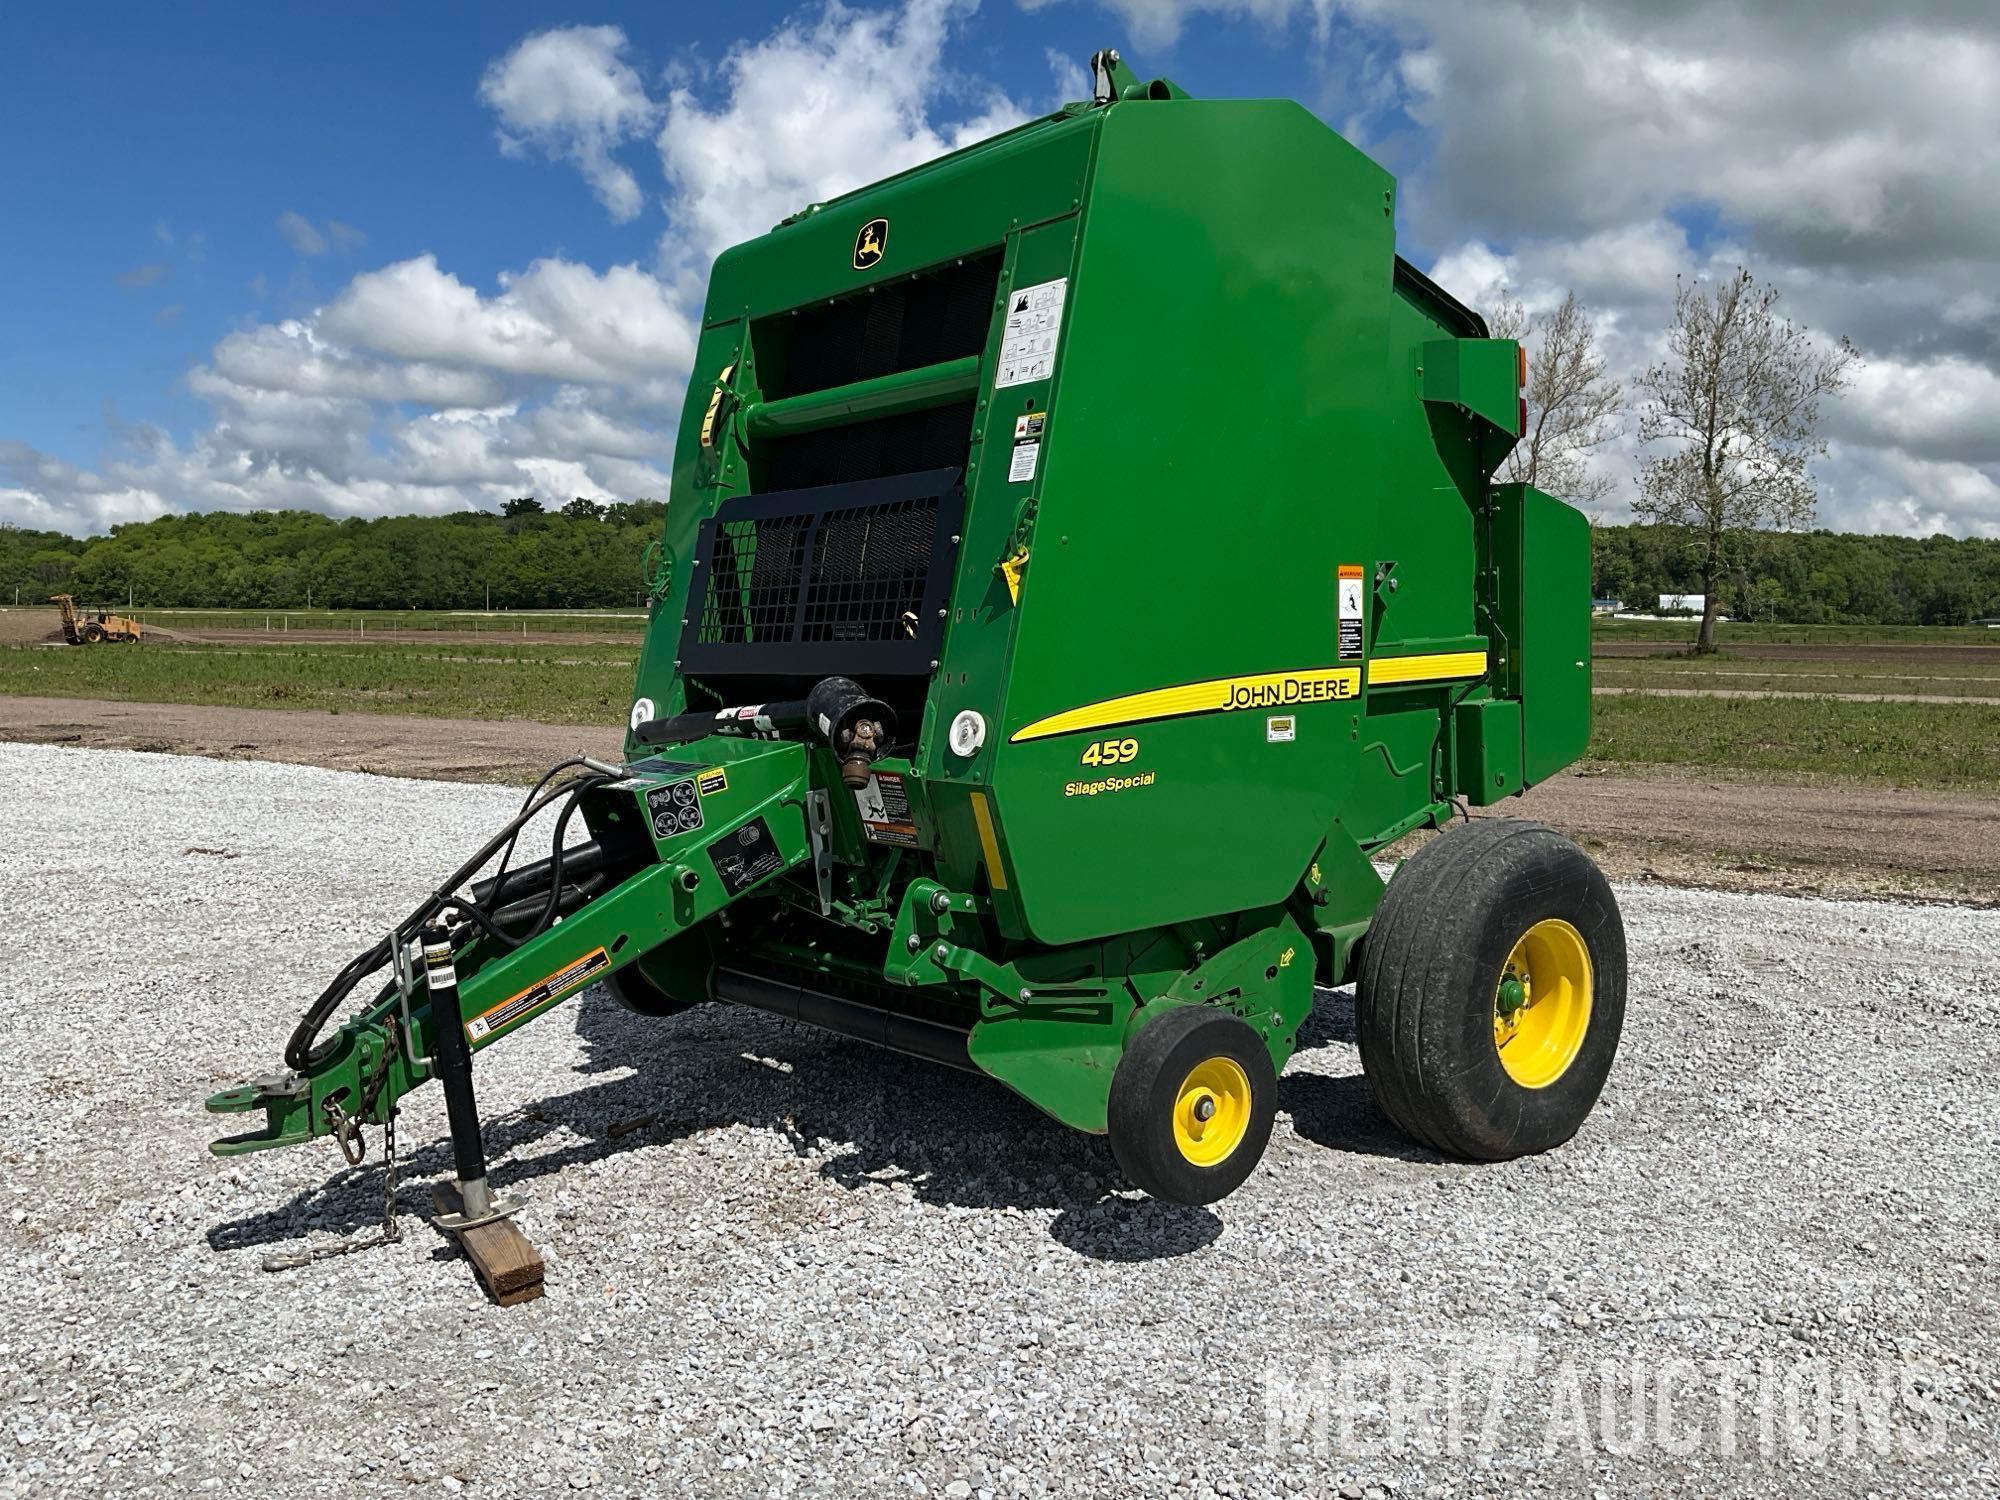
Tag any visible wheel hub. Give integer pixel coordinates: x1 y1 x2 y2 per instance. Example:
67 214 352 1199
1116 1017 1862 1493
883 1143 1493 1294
1172 1056 1252 1166
1492 918 1593 1089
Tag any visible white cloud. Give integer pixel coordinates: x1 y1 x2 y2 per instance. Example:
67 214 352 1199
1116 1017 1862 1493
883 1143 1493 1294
480 25 659 223
276 211 328 256
278 212 365 257
4 2 1029 534
207 321 505 408
1314 0 2000 535
321 254 698 387
654 0 1025 282
1016 0 1335 50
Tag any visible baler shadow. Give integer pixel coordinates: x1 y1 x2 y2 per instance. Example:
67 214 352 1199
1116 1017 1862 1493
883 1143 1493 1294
1278 987 1447 1164
1280 1072 1445 1163
1294 984 1359 1052
207 990 1221 1264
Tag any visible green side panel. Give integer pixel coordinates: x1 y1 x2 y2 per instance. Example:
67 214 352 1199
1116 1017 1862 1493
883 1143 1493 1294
1420 338 1522 436
987 99 1400 946
1454 696 1523 805
965 999 1133 1134
1491 483 1592 784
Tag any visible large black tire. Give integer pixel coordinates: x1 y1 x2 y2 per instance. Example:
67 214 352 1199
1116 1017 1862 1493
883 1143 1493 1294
1108 1004 1277 1205
80 623 105 644
1356 819 1626 1160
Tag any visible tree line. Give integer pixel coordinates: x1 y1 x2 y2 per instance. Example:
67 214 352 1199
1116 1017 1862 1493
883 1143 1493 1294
6 496 1995 627
1592 524 2000 627
0 498 666 612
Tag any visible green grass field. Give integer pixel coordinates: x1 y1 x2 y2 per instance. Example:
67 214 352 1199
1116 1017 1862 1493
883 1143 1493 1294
136 607 646 636
1585 692 2000 790
4 634 1996 791
0 642 637 726
1593 618 2000 647
1593 657 2000 699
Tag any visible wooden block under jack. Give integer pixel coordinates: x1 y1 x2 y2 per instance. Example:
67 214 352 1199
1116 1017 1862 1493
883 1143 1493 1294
432 1183 545 1306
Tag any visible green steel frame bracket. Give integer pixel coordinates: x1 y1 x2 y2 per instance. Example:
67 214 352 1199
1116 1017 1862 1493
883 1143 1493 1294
882 877 983 983
1153 909 1316 1072
1360 798 1457 855
208 749 814 1158
1298 825 1387 985
641 539 672 601
884 878 1113 1019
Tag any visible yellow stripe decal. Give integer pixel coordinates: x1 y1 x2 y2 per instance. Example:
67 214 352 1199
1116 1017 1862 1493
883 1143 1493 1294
1366 651 1488 687
1010 667 1363 743
970 792 1009 891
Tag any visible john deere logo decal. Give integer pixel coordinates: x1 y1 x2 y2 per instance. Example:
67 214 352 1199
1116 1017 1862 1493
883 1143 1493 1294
853 218 888 270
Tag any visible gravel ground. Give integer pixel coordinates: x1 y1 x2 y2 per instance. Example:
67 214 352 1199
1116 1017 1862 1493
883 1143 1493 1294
2 743 1995 1498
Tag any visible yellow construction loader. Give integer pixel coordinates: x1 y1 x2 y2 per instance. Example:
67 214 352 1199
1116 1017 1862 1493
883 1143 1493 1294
51 594 142 645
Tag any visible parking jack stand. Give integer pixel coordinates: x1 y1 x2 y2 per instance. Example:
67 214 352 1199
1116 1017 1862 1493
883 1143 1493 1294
421 916 544 1305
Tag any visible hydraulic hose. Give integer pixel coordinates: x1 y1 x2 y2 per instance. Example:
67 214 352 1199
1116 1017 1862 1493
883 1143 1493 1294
282 758 620 1072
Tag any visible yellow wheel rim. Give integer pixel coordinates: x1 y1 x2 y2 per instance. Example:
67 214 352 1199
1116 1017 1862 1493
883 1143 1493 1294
1492 918 1593 1089
1172 1056 1253 1166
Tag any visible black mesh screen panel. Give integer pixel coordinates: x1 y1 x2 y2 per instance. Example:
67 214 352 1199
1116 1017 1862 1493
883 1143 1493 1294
802 497 936 644
681 468 963 678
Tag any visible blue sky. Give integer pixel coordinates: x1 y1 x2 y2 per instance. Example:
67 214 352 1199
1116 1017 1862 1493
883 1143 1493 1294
0 4 1353 473
2 1 1996 537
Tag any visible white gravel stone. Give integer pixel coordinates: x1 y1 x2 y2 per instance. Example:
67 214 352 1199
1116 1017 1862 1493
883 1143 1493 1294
0 742 1995 1498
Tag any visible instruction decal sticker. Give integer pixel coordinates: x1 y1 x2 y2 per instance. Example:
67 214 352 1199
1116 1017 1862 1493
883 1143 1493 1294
645 779 704 839
1337 564 1365 659
995 277 1066 388
854 770 921 847
708 816 784 895
466 947 611 1043
696 767 729 797
1008 441 1040 483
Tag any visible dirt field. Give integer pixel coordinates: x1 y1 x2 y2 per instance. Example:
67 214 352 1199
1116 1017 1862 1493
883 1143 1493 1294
1596 637 2000 665
4 693 1995 906
0 612 632 652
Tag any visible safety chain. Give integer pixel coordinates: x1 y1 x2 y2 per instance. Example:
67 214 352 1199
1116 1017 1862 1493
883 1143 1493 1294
261 1038 406 1273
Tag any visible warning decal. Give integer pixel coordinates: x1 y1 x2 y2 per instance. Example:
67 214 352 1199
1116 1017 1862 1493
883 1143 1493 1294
854 769 920 847
708 816 785 895
466 947 610 1043
995 278 1067 389
1337 564 1365 660
1008 441 1040 483
645 779 704 839
696 767 729 796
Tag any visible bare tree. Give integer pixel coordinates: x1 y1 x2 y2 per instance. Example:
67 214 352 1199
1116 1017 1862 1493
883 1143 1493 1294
1487 291 1623 511
1634 269 1856 653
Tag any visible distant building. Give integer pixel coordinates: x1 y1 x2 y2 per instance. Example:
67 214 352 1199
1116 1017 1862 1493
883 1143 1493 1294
1591 598 1623 615
1658 593 1706 614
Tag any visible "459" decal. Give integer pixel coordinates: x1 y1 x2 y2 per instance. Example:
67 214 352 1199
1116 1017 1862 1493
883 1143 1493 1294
1079 736 1140 767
